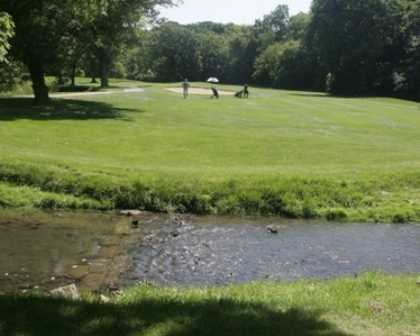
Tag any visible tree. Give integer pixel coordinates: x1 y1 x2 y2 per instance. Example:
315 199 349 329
88 0 174 88
261 4 290 42
400 0 420 99
0 12 14 63
0 13 24 92
1 1 86 103
1 0 175 102
253 41 321 90
147 22 202 81
287 12 310 40
227 25 259 84
306 0 405 95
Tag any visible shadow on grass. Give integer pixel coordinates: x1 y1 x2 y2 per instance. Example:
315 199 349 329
0 294 351 336
0 98 142 121
55 85 96 93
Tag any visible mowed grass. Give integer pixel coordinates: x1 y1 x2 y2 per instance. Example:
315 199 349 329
1 274 420 336
0 78 420 221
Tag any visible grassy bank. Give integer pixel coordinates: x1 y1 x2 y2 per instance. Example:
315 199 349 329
0 78 419 222
0 162 419 222
1 273 419 335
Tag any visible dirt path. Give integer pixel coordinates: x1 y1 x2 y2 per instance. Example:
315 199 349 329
13 88 145 99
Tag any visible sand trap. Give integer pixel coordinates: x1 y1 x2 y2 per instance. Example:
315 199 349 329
122 88 145 93
166 87 234 96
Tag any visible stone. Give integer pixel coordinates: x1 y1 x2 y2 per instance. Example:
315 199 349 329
65 265 90 280
120 210 142 217
131 220 140 228
171 230 180 238
267 225 278 234
50 284 80 300
416 278 420 286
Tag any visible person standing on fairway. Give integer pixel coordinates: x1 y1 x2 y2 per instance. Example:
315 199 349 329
182 78 190 99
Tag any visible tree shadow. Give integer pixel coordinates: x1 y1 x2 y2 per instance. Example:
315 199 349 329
0 98 142 121
55 85 95 93
0 294 352 336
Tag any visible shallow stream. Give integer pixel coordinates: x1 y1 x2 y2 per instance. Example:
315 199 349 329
0 210 419 293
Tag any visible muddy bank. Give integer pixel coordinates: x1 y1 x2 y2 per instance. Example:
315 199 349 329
0 210 159 293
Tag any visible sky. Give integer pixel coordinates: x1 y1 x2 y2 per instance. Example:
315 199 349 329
159 0 312 25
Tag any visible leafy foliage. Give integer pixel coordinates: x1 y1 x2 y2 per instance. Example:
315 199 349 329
0 12 14 63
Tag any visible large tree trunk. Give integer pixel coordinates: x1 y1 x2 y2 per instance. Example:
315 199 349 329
100 62 109 88
71 63 76 88
28 61 49 104
57 72 65 85
99 50 110 88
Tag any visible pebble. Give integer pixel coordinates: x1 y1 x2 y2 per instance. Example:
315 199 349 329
4 273 8 277
81 258 88 263
171 231 180 238
120 210 142 217
72 265 78 269
51 277 56 281
267 225 278 234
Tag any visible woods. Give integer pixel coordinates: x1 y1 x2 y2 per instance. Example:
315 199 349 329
0 0 419 101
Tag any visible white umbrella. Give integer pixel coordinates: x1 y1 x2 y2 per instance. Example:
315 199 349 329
207 77 219 84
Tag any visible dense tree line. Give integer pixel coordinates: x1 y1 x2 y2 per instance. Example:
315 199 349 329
120 0 419 99
0 0 419 101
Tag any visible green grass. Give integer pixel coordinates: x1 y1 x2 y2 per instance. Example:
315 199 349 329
1 78 420 221
1 274 419 335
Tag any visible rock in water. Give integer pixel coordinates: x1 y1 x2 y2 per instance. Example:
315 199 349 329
267 225 278 234
50 284 80 300
120 210 142 217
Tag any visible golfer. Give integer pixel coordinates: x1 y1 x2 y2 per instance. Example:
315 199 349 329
182 78 190 99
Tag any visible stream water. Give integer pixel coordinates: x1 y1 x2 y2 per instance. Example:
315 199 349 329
0 210 419 293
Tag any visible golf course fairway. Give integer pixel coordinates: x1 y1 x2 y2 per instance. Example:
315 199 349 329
0 78 419 222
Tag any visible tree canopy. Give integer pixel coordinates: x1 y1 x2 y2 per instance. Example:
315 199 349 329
0 0 175 103
0 12 14 63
